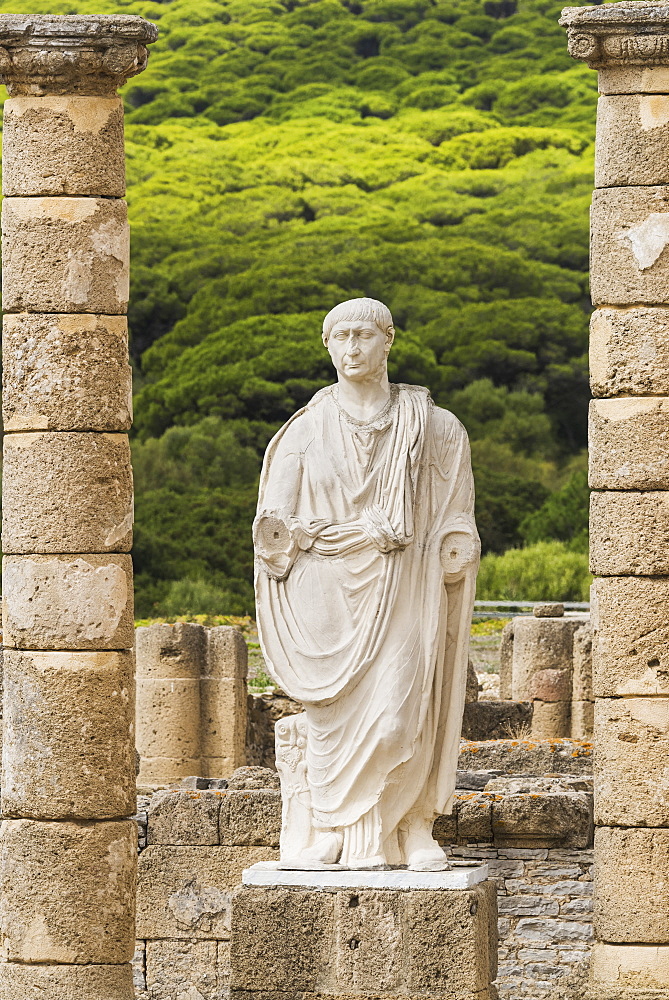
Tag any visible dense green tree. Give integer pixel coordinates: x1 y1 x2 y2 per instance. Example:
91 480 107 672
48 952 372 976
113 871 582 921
0 0 598 612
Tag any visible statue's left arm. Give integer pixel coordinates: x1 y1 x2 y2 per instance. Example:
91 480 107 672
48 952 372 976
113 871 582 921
429 407 480 582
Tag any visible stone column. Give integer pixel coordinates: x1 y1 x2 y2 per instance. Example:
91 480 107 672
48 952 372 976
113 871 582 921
0 15 156 999
562 5 669 996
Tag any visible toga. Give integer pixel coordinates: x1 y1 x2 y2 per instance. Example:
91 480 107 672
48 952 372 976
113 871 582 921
254 382 478 846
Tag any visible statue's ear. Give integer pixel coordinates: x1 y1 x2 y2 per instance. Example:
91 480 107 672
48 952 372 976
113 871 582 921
385 326 395 351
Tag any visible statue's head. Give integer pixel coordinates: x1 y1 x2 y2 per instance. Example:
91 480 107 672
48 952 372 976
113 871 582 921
322 297 395 382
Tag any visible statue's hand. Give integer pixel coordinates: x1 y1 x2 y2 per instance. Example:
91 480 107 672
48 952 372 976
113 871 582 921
440 528 480 582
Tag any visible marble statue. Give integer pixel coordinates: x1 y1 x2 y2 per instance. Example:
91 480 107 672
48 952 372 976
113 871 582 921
254 297 479 871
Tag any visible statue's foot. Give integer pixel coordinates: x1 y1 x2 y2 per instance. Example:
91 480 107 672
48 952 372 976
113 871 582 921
401 817 450 871
405 846 450 872
279 831 343 870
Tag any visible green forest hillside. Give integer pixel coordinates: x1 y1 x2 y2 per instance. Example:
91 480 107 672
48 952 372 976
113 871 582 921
2 0 597 614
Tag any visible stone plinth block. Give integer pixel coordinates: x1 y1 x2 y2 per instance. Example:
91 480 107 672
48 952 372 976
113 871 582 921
590 492 669 576
511 616 579 702
201 677 248 775
531 699 570 738
230 881 497 995
3 431 132 554
0 818 136 962
3 96 125 196
207 626 249 680
3 553 133 649
136 677 201 761
2 649 135 819
589 398 669 489
595 827 669 943
2 197 128 313
3 313 131 432
0 962 134 999
0 14 158 97
136 845 278 940
596 95 669 189
595 697 669 827
592 942 669 992
591 307 669 398
590 186 669 306
136 622 206 679
592 576 669 697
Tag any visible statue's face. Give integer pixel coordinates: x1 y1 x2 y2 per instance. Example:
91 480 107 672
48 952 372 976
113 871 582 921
327 319 389 381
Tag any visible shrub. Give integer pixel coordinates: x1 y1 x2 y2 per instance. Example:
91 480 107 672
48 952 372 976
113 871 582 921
476 540 591 602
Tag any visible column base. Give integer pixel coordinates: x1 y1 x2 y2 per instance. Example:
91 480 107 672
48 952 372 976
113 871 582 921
230 867 497 998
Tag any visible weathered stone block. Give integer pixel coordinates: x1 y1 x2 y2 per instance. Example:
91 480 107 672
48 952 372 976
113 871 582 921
499 620 514 700
0 818 136 962
2 197 128 313
136 678 201 761
3 96 125 196
229 883 497 994
596 94 669 188
2 649 135 819
404 883 498 992
590 186 669 306
136 845 278 940
0 962 134 999
595 827 669 942
589 397 669 489
590 307 669 398
511 616 579 701
3 553 133 649
456 793 493 843
220 789 281 847
598 65 669 97
137 755 204 788
492 792 593 849
136 621 206 679
592 576 669 697
200 677 247 773
2 431 132 554
461 700 532 740
591 942 669 990
595 697 669 827
590 491 669 575
207 626 249 680
571 700 594 741
531 700 571 739
457 738 593 775
573 621 593 702
529 669 571 702
146 939 225 1000
3 313 131 432
147 789 222 846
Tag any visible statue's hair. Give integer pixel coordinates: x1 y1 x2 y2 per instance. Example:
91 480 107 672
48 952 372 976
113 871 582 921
322 297 395 345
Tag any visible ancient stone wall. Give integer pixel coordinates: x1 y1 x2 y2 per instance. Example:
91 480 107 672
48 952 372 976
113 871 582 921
132 741 593 1000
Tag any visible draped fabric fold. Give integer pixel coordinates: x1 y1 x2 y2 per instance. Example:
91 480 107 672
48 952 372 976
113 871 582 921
254 383 478 838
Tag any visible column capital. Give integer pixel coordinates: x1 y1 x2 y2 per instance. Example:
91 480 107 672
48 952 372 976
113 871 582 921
0 14 158 96
561 2 669 69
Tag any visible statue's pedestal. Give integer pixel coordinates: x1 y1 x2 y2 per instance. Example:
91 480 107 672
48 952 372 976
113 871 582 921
230 864 498 1000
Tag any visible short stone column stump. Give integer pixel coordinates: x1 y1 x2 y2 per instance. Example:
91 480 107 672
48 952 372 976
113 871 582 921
231 865 498 1000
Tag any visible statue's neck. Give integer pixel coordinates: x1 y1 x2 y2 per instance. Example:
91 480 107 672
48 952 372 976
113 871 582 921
335 371 391 423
